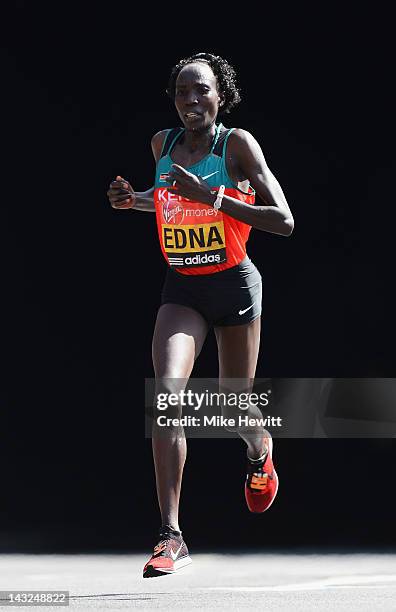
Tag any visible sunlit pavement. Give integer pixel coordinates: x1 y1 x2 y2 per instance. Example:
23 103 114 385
1 552 396 610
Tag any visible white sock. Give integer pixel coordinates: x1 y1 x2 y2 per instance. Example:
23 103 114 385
247 448 268 463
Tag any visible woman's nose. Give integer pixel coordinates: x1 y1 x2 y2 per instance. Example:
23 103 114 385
185 92 199 105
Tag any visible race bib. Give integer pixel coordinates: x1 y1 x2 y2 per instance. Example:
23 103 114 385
158 189 227 268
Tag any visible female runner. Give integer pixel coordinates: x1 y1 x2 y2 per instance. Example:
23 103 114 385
107 52 294 577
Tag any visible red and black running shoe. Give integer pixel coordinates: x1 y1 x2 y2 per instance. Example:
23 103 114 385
245 436 279 513
143 525 192 578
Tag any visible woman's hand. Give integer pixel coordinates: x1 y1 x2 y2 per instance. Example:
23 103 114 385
166 164 215 205
107 175 136 209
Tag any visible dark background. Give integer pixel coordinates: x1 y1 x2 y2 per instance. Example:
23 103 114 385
2 3 395 551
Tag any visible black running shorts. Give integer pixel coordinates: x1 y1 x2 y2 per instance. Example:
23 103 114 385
161 256 262 327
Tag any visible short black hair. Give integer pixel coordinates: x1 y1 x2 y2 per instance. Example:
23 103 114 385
166 52 241 115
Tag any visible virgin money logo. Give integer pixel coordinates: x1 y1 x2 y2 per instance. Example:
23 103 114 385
162 200 185 225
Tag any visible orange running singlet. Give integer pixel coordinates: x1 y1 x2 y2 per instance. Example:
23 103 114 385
154 123 256 275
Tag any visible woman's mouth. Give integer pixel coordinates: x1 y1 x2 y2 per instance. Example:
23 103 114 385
184 112 202 121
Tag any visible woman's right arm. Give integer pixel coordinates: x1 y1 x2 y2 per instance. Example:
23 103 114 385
107 130 168 212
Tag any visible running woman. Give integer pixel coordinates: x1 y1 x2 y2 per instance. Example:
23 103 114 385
107 52 294 578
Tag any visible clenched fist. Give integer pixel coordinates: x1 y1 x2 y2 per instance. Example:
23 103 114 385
107 175 136 209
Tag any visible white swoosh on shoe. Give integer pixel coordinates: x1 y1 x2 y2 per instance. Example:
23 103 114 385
170 542 184 561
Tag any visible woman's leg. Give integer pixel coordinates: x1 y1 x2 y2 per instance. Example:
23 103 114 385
152 303 209 531
214 316 266 459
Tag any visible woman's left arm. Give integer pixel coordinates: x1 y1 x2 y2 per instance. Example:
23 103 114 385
225 129 294 235
168 129 294 236
217 129 294 235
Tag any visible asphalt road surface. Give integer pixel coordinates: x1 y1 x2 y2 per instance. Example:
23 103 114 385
1 552 396 611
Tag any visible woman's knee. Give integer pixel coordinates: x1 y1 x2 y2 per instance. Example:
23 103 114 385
154 378 187 421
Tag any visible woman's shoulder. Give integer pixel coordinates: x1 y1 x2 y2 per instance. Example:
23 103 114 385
151 127 182 162
223 127 262 183
226 127 261 160
151 129 172 162
227 127 257 147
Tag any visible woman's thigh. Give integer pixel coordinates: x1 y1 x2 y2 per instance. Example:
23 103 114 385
214 316 261 381
152 303 209 379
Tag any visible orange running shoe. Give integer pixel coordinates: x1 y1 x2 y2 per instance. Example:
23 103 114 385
143 525 192 578
245 436 279 513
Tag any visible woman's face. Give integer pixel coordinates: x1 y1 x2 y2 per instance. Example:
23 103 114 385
174 62 222 131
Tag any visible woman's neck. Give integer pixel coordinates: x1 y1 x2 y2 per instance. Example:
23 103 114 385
182 121 218 154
